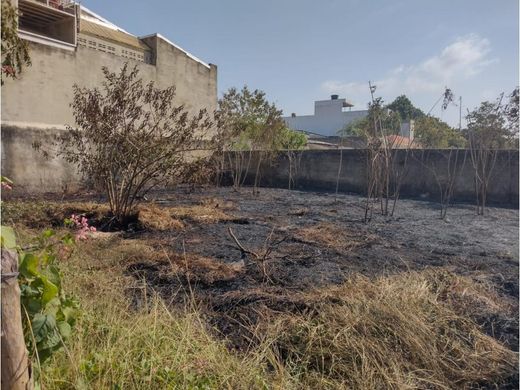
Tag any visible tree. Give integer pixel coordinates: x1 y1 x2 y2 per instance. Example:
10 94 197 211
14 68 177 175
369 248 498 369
361 97 409 220
386 95 425 121
504 87 519 141
465 96 511 215
277 127 307 189
217 86 287 193
59 64 212 224
1 0 31 84
414 116 466 148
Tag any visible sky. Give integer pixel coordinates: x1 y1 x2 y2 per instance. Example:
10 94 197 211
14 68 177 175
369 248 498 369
82 0 518 127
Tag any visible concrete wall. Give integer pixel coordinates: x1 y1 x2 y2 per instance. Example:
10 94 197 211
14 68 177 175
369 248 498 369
1 37 217 190
1 124 81 194
236 149 519 207
1 38 217 127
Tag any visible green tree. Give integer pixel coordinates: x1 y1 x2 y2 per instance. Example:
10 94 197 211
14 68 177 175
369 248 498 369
277 127 307 150
414 116 466 148
1 0 31 84
277 127 307 189
217 86 287 192
466 100 512 149
465 96 514 215
386 95 425 121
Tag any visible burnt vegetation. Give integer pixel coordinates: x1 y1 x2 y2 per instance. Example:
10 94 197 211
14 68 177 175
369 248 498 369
13 64 519 388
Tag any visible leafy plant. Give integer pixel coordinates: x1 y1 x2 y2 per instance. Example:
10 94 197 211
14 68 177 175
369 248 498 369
18 228 80 365
217 86 288 192
58 64 213 224
0 218 81 388
1 0 31 84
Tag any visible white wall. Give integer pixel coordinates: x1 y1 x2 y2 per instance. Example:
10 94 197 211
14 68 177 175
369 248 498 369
283 97 368 136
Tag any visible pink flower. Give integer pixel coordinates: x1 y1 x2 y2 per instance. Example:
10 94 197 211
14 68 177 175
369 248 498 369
69 214 96 241
1 182 12 191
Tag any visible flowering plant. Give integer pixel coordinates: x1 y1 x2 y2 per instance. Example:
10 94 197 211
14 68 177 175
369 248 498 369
65 214 96 240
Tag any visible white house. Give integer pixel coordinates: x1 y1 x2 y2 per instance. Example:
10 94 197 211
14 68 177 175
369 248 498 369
283 95 368 137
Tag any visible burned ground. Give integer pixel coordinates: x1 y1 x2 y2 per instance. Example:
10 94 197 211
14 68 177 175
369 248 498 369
4 187 518 388
123 187 519 356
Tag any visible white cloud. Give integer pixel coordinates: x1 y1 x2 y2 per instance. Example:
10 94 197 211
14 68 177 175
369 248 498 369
321 34 497 106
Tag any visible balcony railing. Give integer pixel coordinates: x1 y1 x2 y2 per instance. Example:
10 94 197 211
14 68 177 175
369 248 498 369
32 0 75 13
18 0 78 48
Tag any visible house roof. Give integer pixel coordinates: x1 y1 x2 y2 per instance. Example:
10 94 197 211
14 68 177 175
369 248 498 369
79 20 150 51
384 135 419 148
79 6 149 51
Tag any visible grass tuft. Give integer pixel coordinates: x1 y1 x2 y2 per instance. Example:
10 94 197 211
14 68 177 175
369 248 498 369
260 270 518 389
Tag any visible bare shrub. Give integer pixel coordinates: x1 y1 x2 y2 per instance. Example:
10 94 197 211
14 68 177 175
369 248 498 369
466 92 518 215
361 95 413 221
59 64 212 225
420 149 468 219
228 227 286 283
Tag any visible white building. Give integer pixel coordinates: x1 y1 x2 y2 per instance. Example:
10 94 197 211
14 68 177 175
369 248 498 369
283 95 368 137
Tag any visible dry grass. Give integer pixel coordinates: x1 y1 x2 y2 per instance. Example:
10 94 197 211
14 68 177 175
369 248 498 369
5 200 518 389
169 204 233 223
259 269 518 389
1 200 110 228
295 222 374 253
288 207 310 216
137 204 185 231
40 234 277 390
161 253 245 285
199 197 236 210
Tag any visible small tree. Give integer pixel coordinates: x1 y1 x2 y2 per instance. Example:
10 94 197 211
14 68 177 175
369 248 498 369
465 96 512 215
1 0 31 84
59 64 212 224
217 86 287 193
278 127 306 190
420 149 468 219
357 96 408 220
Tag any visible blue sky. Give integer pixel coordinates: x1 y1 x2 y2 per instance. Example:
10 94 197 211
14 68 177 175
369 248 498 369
83 0 518 127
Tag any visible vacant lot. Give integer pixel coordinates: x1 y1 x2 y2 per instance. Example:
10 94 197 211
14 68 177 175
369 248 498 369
129 188 519 348
4 187 518 389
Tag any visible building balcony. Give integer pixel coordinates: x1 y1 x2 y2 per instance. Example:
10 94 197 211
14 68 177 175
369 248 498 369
18 0 78 49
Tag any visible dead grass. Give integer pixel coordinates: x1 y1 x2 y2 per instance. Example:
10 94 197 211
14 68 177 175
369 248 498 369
295 222 375 253
41 235 274 390
199 197 236 210
130 248 246 285
259 269 518 389
1 200 110 228
159 253 245 285
137 204 185 231
5 199 518 389
169 204 233 223
288 207 309 216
